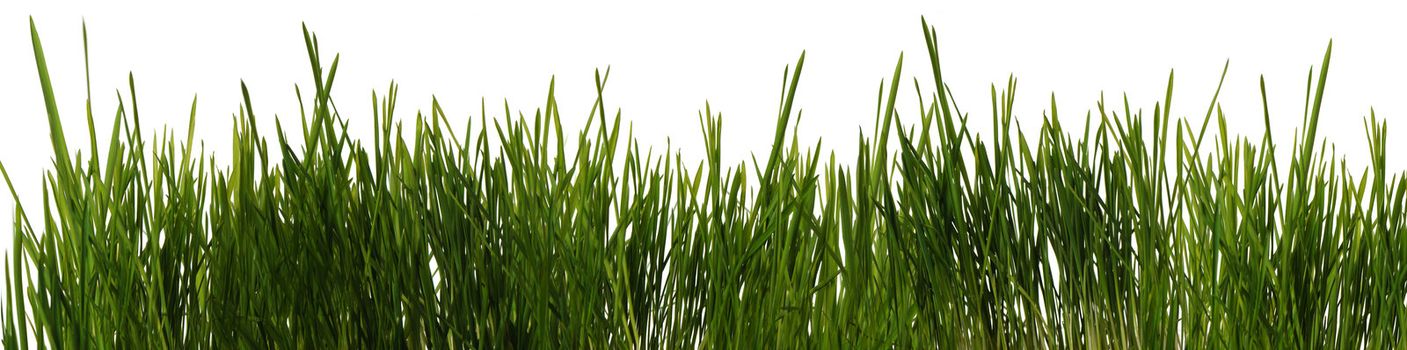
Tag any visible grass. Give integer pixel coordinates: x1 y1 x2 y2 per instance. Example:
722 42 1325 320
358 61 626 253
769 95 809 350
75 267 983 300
3 16 1406 349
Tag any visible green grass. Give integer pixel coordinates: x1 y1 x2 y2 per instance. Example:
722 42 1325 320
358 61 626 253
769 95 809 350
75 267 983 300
4 17 1406 349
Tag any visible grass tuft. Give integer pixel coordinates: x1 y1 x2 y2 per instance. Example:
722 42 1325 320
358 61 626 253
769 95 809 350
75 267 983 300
4 17 1406 349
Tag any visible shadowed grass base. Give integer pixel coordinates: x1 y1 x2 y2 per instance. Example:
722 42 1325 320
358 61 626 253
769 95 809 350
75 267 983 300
3 17 1405 349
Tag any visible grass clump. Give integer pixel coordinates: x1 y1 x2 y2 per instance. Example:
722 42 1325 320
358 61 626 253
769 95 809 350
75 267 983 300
4 16 1406 349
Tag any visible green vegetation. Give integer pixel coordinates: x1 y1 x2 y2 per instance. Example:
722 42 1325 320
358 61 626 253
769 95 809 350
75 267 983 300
4 17 1405 349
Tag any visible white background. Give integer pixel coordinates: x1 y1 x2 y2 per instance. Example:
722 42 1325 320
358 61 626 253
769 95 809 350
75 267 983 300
2 1 1405 250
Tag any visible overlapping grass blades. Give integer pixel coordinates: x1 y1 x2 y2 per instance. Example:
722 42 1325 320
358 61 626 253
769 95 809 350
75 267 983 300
3 17 1406 348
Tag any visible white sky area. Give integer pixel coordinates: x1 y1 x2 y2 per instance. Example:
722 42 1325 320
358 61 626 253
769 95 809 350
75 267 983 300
2 1 1405 249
